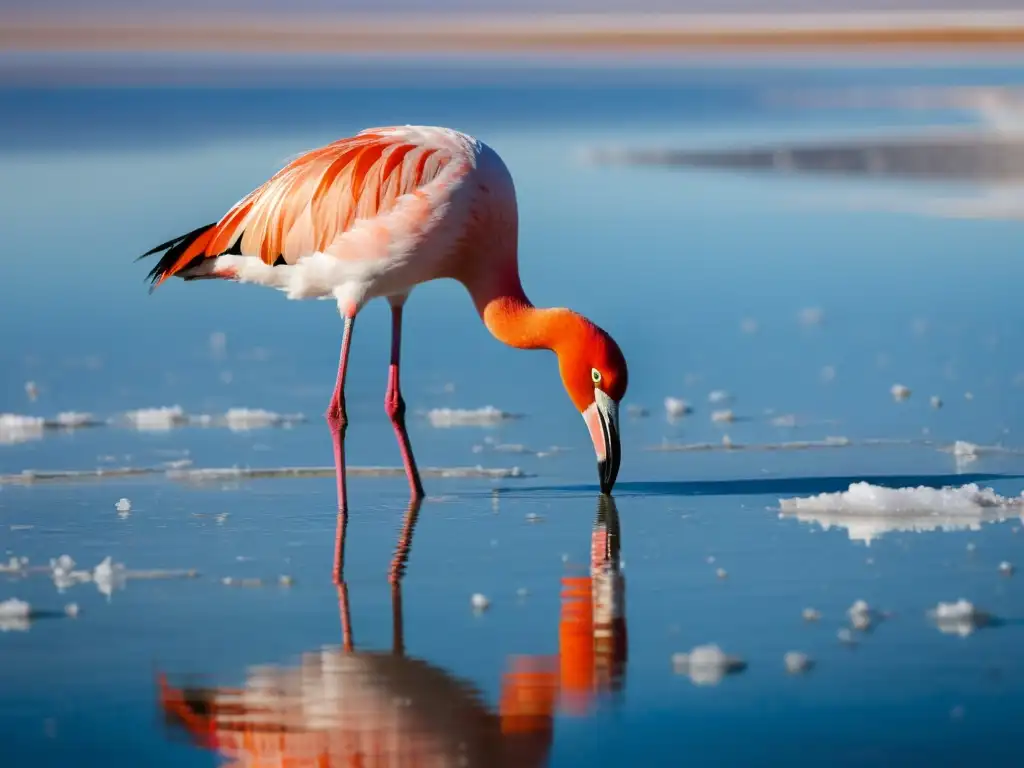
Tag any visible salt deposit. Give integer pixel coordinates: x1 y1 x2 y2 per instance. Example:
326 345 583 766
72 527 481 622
0 598 30 618
222 408 304 431
0 598 31 632
124 406 187 431
54 411 97 428
929 599 991 637
664 397 692 419
672 644 746 686
711 409 735 423
952 441 979 458
891 384 912 402
779 482 1024 544
784 652 813 674
2 462 529 487
93 556 126 599
651 436 852 453
471 593 490 612
848 599 876 631
425 406 518 427
802 607 821 622
0 414 45 445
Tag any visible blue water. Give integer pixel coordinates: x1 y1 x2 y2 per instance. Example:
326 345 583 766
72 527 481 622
2 58 1024 766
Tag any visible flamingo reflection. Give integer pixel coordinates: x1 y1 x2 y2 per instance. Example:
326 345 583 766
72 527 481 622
159 496 626 767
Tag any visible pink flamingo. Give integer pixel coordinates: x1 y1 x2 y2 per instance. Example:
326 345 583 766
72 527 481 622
139 126 628 576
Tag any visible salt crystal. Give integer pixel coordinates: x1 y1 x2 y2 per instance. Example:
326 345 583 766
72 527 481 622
802 607 821 622
56 411 94 428
953 441 978 457
999 561 1014 576
64 603 80 618
672 644 746 685
784 651 813 674
0 598 30 618
0 598 31 631
426 406 516 428
115 498 131 515
664 397 692 419
716 568 728 579
711 409 734 423
891 384 911 402
471 593 490 612
929 599 990 636
124 406 186 431
848 599 873 630
930 396 944 409
0 414 45 445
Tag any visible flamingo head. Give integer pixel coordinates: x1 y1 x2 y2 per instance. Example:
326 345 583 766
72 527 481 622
556 319 628 495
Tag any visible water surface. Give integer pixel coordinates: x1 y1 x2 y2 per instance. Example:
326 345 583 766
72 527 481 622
2 57 1024 766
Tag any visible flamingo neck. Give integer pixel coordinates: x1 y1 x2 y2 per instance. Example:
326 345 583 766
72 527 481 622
473 277 571 352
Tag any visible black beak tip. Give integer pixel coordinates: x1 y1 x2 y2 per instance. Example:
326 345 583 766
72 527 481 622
598 461 614 496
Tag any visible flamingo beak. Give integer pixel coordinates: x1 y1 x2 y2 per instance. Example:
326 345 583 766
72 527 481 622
583 389 621 495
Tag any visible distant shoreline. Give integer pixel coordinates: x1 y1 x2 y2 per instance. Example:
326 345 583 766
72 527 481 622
4 12 1024 54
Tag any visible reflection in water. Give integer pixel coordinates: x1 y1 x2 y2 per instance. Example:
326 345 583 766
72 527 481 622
780 486 1024 545
158 496 626 767
589 83 1024 221
781 505 1021 544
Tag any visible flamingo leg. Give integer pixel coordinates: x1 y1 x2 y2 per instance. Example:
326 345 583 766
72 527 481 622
328 315 355 584
384 305 425 500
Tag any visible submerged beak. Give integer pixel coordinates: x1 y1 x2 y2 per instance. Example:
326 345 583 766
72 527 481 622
583 389 621 495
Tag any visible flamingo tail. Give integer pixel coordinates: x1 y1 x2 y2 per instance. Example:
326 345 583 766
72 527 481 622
137 223 219 293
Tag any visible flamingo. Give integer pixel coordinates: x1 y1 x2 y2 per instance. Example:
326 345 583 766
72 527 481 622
138 125 628 573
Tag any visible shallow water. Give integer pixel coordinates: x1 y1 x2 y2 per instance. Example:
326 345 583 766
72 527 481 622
3 57 1024 766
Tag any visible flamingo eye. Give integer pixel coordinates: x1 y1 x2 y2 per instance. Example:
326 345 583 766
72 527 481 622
591 368 602 385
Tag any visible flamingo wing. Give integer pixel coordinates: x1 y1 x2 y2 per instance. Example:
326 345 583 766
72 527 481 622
139 126 474 291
